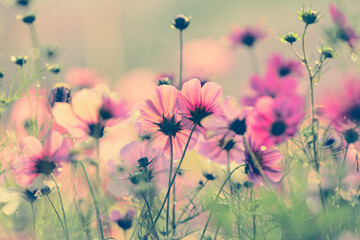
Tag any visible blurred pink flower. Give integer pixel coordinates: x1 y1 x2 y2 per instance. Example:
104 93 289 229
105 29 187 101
329 3 359 49
242 70 298 106
12 131 71 186
203 96 249 138
108 208 136 231
115 69 158 107
244 137 282 184
65 67 109 89
228 24 266 48
183 38 234 80
198 136 244 165
177 78 223 136
267 54 303 78
52 86 129 140
136 85 198 159
247 95 304 146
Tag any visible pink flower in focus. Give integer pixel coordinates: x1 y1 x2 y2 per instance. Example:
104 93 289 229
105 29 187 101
65 67 109 89
12 131 71 186
198 136 244 165
228 24 266 48
267 54 303 78
177 78 223 136
242 70 298 106
330 3 359 49
247 95 304 146
204 96 249 138
183 38 234 80
52 86 129 140
136 85 198 159
244 137 282 184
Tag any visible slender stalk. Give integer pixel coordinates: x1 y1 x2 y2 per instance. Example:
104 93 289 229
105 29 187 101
78 161 104 240
172 177 176 234
200 164 245 239
251 186 256 240
214 223 221 240
226 151 234 194
51 174 69 239
47 195 68 240
179 30 183 89
31 202 36 239
166 136 174 236
129 205 146 240
8 67 18 100
338 144 349 194
143 124 197 238
141 193 154 225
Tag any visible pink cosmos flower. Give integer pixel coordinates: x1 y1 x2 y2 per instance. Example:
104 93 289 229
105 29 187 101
228 24 266 48
247 95 304 146
267 54 303 78
52 85 129 140
203 96 249 138
244 137 282 184
198 136 244 165
65 67 109 89
183 38 234 80
322 78 360 127
330 3 359 49
136 85 198 159
108 208 136 231
177 78 223 136
12 131 71 186
242 70 298 107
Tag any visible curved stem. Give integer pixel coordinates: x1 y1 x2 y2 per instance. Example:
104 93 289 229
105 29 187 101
51 174 69 239
78 161 104 240
47 195 68 240
200 164 245 240
143 124 197 238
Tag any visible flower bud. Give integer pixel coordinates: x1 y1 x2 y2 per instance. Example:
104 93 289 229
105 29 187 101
19 13 36 24
0 71 3 78
298 8 320 25
47 64 61 74
202 171 216 181
320 46 335 59
137 157 149 168
48 83 71 108
281 32 298 44
11 55 28 66
171 14 190 31
16 0 30 6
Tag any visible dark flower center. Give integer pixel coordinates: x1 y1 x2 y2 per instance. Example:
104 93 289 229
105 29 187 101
270 121 287 136
88 123 105 139
154 115 182 137
188 106 212 127
202 171 216 181
245 151 262 175
99 107 113 120
336 28 350 42
34 159 56 175
347 105 360 122
229 118 247 135
49 86 71 108
242 34 256 47
324 138 335 147
23 189 37 203
278 66 291 77
344 129 359 144
138 157 149 168
222 139 236 152
116 218 133 231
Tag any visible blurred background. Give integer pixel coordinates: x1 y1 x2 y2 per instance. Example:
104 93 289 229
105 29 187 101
0 0 359 97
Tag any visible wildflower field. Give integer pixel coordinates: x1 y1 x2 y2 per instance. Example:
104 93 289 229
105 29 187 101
1 0 360 239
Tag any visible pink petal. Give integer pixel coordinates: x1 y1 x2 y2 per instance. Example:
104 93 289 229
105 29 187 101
72 89 101 123
20 136 43 158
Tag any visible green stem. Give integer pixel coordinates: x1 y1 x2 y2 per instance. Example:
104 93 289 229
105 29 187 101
179 30 183 89
251 186 256 240
227 151 234 194
172 177 176 234
214 223 221 240
51 174 69 239
31 202 36 239
47 195 68 240
338 144 349 193
200 164 245 240
78 161 104 240
129 205 145 240
143 124 197 238
166 136 174 236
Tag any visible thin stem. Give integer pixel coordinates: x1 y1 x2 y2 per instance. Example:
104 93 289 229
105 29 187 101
166 136 174 236
143 124 197 238
200 164 245 240
31 202 36 239
251 186 256 240
226 151 234 194
338 144 349 193
8 67 18 100
78 161 104 240
172 177 176 234
142 193 154 225
129 205 146 240
51 174 69 239
214 223 221 240
47 195 68 240
179 30 183 89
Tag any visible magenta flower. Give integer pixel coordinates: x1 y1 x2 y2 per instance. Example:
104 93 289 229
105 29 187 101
204 96 249 137
228 25 266 47
322 78 360 126
242 70 298 107
247 95 304 146
244 137 282 184
329 3 359 49
12 131 71 186
267 54 303 78
177 78 222 136
52 86 129 140
136 85 198 159
198 136 244 165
